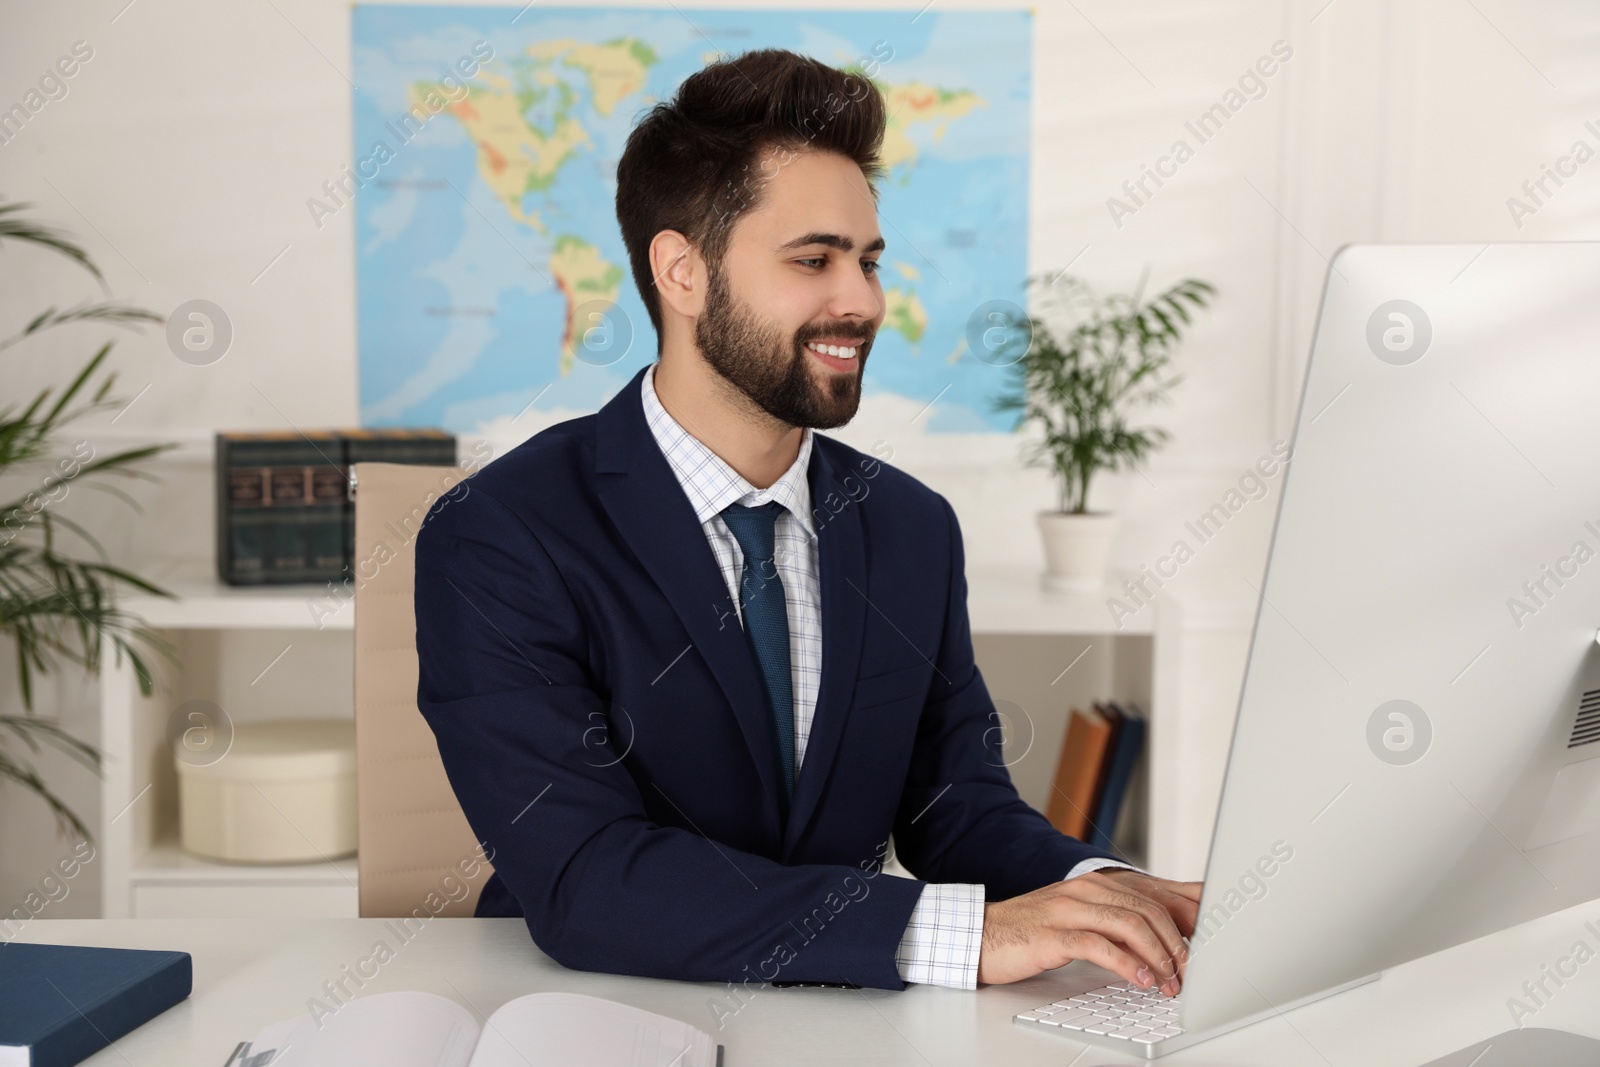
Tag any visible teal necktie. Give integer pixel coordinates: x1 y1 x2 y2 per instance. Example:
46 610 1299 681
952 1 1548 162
720 501 795 805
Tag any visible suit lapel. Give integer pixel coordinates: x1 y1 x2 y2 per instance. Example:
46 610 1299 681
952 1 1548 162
595 367 784 836
783 441 868 856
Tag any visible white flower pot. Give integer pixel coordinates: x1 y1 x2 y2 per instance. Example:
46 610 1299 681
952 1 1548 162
1037 511 1119 592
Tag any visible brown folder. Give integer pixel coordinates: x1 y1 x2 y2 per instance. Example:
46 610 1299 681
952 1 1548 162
1046 706 1114 839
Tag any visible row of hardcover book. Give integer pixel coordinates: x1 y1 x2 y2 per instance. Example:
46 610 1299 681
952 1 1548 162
1045 701 1147 850
216 430 456 586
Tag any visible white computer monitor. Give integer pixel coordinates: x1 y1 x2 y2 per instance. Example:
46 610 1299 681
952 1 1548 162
1180 241 1600 1037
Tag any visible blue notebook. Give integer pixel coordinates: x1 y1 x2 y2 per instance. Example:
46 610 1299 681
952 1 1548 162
0 943 192 1067
1088 701 1146 850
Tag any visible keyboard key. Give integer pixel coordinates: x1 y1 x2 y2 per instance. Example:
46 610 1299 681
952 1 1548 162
1005 980 1194 1049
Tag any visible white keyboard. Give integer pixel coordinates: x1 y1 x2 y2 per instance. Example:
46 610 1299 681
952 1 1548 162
1013 980 1184 1050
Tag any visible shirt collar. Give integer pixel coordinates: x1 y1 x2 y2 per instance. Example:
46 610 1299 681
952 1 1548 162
641 362 817 539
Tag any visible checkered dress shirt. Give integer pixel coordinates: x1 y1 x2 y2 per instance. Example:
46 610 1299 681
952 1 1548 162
639 363 1132 988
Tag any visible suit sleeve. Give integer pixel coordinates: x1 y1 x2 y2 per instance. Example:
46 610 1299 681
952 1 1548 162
890 495 1127 900
413 483 926 990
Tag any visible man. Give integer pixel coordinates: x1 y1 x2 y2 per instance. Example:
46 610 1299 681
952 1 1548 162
415 47 1199 994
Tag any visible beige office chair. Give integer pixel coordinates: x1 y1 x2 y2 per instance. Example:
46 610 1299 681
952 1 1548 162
352 462 492 917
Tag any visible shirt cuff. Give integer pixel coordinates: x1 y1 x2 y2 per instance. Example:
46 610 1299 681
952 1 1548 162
894 882 985 989
1065 856 1145 879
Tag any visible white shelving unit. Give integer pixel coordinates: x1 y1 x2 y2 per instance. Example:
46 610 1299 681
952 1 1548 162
99 565 1179 916
964 565 1181 874
99 573 359 918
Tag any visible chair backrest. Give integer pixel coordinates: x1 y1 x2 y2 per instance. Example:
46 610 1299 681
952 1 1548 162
353 461 491 917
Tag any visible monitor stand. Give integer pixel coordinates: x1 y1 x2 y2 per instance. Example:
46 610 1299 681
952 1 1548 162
1421 1029 1600 1066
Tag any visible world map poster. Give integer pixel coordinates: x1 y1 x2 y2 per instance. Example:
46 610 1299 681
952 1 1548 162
348 6 1031 436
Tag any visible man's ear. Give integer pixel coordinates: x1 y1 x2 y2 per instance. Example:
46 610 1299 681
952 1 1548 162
650 229 706 320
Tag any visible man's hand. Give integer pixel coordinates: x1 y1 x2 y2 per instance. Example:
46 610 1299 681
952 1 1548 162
975 869 1203 993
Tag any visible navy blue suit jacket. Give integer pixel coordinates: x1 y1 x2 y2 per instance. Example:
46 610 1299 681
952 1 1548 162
413 364 1120 990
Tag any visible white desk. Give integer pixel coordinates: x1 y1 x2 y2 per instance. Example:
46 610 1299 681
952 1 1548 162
16 905 1600 1066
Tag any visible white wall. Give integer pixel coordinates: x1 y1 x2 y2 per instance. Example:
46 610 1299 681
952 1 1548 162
2 0 1597 910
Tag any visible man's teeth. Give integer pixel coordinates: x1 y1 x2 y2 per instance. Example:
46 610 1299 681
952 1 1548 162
806 341 857 359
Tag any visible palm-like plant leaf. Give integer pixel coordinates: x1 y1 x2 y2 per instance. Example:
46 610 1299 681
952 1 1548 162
991 272 1216 513
0 202 106 287
0 198 179 843
0 301 165 356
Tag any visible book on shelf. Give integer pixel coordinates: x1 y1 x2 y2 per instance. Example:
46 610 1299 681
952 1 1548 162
1046 705 1113 839
1085 701 1124 830
1045 701 1146 850
0 943 191 1067
216 429 456 586
1089 702 1147 850
225 990 721 1067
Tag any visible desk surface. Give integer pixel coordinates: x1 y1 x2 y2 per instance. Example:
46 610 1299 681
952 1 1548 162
14 904 1600 1066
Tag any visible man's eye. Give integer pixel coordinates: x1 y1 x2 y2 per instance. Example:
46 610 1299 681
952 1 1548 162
797 258 883 275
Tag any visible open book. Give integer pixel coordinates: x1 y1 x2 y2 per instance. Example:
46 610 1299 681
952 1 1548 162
226 990 722 1067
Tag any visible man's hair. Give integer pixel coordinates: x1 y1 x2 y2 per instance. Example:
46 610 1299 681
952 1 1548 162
614 48 888 351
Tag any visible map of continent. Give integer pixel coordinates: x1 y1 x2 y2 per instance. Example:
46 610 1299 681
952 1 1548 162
351 6 1031 435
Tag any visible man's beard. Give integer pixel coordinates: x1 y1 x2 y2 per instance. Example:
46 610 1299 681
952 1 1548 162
694 262 870 430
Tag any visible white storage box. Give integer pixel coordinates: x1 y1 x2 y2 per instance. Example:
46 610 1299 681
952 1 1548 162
176 718 357 864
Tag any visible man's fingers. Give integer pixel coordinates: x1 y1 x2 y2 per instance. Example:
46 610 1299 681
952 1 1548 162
1099 869 1202 899
1162 878 1204 903
1065 876 1189 984
1104 892 1187 983
978 876 1205 989
1051 895 1183 992
1104 870 1204 905
1097 872 1204 945
1139 882 1201 940
1054 929 1156 993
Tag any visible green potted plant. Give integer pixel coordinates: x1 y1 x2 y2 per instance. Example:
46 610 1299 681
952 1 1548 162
1 199 177 842
990 270 1216 591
